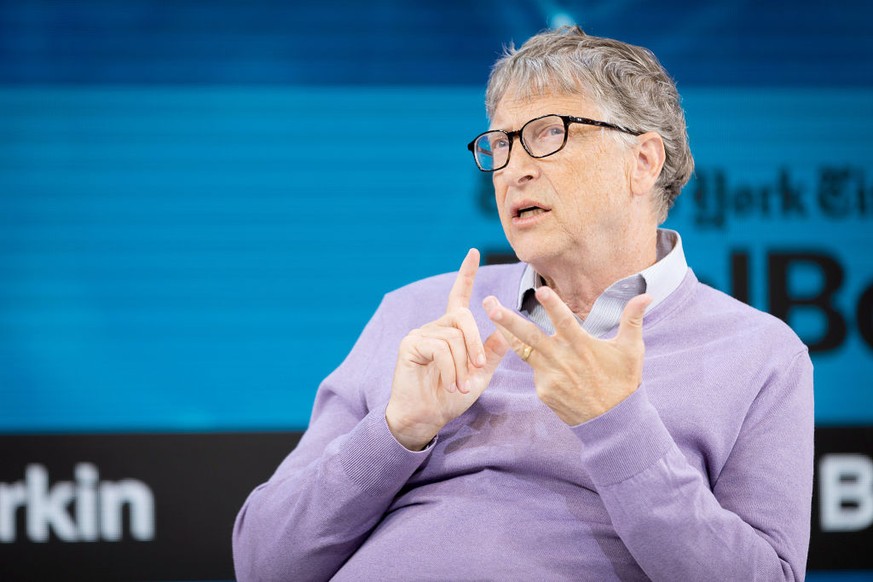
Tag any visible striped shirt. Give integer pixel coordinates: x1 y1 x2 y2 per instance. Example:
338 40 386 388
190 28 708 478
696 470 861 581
517 229 688 337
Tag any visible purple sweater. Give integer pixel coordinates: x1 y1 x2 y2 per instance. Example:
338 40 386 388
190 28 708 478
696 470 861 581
233 263 814 581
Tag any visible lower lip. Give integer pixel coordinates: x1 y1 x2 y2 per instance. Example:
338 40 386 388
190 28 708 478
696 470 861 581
511 210 551 227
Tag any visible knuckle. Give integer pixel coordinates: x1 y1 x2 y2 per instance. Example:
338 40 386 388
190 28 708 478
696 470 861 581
436 313 455 326
623 315 643 328
444 331 465 349
433 338 452 353
526 335 544 350
446 326 465 339
556 315 578 332
449 306 474 324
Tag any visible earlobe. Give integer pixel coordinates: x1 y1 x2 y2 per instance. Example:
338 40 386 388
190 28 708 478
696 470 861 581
631 132 666 196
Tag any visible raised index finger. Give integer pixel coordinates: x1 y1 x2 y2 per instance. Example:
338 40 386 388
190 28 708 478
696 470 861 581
447 248 480 311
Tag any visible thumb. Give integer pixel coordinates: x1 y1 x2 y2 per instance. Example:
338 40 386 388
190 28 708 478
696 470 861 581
616 293 652 346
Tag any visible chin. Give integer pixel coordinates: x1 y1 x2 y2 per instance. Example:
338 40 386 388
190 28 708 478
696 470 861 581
505 225 562 265
509 241 551 266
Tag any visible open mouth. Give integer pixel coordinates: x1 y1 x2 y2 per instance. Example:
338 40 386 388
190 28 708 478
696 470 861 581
515 205 549 219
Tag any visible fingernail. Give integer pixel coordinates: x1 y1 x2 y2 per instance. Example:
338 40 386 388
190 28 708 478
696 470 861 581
477 353 486 366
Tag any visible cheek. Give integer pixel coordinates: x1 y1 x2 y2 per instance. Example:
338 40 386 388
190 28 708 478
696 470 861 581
492 178 511 225
558 165 603 204
493 176 512 213
574 155 626 200
492 174 503 200
558 167 617 225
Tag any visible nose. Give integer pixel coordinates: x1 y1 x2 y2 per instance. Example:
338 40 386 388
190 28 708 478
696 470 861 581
497 143 540 186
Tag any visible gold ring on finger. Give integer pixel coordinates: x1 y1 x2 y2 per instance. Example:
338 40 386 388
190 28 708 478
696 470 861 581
520 344 534 362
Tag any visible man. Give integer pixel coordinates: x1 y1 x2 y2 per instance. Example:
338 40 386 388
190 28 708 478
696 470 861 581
233 26 813 581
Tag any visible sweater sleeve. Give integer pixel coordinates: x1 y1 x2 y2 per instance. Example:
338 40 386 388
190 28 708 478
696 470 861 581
571 349 814 581
232 300 433 582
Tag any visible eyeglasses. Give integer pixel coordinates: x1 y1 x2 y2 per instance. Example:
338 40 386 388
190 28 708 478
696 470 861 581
466 114 641 172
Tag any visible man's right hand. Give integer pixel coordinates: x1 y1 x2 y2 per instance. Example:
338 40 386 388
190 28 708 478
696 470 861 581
385 249 509 450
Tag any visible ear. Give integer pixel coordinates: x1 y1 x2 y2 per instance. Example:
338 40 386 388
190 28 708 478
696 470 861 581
629 131 666 197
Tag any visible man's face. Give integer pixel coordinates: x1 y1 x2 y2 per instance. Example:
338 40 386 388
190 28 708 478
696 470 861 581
490 91 636 269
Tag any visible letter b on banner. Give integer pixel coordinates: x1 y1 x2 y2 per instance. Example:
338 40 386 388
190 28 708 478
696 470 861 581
768 252 847 352
820 454 873 532
765 250 873 352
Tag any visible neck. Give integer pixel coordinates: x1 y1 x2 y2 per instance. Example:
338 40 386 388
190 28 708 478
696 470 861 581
535 227 659 320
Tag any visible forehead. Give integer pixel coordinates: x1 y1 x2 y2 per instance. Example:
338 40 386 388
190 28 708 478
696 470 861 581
490 90 603 131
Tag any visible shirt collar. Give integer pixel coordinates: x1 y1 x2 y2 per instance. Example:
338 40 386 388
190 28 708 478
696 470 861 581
516 229 688 337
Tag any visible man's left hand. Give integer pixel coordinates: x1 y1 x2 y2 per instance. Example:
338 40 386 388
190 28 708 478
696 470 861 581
483 287 652 426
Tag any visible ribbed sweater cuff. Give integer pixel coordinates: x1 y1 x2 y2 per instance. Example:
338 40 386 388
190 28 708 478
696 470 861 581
339 406 435 494
571 384 674 488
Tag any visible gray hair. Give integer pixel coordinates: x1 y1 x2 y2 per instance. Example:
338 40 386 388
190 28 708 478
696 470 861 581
485 26 694 222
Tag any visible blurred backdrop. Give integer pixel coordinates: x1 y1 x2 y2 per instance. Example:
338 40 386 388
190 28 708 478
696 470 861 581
0 0 871 579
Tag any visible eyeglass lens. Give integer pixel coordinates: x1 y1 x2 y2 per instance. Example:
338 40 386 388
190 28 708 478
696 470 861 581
474 115 567 171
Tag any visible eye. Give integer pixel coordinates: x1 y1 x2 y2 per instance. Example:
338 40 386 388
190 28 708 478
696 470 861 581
524 118 566 147
488 136 510 151
539 123 565 140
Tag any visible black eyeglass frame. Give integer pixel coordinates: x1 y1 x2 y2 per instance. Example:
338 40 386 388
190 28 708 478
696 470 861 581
466 114 643 172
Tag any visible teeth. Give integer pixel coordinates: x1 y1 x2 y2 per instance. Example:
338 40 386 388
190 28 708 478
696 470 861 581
518 208 545 218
